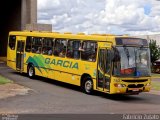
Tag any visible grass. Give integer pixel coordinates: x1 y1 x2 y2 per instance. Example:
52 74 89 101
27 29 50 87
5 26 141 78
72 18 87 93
0 75 12 85
152 81 160 91
151 73 160 78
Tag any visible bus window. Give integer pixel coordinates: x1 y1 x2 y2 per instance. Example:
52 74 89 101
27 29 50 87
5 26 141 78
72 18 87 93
42 38 54 55
9 35 16 50
54 39 67 57
81 41 97 62
67 40 81 59
32 37 42 54
25 36 32 52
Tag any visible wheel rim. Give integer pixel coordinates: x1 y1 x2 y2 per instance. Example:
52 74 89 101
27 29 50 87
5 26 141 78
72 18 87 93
29 67 34 77
85 80 92 93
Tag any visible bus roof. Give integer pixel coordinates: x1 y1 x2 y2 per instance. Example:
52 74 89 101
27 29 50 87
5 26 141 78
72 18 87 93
9 31 144 45
9 31 131 42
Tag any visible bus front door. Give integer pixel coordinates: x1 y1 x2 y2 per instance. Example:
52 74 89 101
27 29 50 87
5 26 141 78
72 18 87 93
97 49 111 92
16 40 25 72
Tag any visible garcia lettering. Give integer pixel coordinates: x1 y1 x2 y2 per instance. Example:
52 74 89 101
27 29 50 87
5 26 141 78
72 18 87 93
45 58 79 69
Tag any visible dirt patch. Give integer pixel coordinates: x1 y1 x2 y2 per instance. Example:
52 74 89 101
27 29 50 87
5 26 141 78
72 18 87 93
0 83 31 99
149 90 160 95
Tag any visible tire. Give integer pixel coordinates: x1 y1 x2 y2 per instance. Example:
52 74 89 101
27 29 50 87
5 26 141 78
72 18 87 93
28 65 35 79
82 78 93 94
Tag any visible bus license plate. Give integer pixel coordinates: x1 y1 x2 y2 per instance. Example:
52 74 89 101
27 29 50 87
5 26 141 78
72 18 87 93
132 88 139 92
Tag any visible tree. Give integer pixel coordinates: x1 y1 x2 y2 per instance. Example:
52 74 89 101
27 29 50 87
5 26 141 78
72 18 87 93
149 39 160 65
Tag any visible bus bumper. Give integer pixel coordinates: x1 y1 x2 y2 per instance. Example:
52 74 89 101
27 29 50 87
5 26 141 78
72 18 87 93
110 82 151 94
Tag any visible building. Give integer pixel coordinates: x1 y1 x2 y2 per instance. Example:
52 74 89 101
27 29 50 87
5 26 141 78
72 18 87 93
135 34 160 46
0 0 52 59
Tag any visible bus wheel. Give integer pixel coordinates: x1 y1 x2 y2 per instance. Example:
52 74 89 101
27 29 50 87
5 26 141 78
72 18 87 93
83 78 93 94
28 65 35 79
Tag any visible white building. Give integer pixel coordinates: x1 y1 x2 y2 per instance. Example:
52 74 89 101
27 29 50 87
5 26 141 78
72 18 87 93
135 34 160 46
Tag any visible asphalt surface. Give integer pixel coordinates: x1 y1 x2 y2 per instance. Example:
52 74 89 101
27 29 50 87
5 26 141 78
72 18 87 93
0 62 160 114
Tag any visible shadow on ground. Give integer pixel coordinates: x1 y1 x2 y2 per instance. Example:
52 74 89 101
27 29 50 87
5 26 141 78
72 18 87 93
10 71 158 103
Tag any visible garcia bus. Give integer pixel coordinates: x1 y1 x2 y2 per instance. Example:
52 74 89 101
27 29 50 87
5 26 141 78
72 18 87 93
7 31 151 95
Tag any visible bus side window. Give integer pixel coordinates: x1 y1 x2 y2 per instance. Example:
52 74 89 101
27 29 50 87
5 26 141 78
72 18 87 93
54 39 67 57
25 36 32 52
9 35 16 50
67 40 80 59
42 38 54 55
81 41 97 62
32 37 42 54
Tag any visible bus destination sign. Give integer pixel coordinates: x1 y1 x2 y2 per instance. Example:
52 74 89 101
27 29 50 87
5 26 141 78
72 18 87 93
116 38 148 46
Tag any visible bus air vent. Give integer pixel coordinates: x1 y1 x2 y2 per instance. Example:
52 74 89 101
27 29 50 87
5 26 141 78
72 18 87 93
128 84 144 88
122 80 148 83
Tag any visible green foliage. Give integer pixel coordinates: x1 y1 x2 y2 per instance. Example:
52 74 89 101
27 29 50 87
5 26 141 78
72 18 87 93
152 73 160 78
0 75 12 84
149 39 160 64
152 81 160 91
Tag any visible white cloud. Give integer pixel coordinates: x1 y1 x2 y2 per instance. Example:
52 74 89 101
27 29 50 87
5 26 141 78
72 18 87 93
38 0 60 10
38 0 160 35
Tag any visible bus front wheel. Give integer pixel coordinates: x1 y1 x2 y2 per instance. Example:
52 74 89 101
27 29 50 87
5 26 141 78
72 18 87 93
82 78 93 94
28 65 35 79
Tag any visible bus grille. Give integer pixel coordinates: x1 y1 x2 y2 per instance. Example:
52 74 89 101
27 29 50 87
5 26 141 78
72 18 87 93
122 80 148 83
128 84 144 88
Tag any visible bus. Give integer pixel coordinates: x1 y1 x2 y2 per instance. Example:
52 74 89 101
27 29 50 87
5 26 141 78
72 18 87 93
7 31 151 95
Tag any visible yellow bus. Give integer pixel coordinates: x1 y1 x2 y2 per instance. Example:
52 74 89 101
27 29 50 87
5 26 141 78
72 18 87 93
7 31 151 95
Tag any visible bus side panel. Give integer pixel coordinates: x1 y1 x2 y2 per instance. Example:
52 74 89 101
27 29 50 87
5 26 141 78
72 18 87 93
52 70 80 86
48 57 82 86
34 68 81 86
24 54 81 86
24 53 97 87
51 58 97 87
47 69 54 79
23 53 29 74
24 53 48 77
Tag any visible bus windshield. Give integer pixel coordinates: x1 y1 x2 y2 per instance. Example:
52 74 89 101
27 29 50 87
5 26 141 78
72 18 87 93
113 46 151 77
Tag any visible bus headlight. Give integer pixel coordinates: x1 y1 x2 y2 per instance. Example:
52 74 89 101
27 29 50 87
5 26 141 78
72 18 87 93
114 83 126 88
146 83 151 86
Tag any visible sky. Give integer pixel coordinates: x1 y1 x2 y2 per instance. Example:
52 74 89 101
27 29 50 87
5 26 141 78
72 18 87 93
38 0 160 35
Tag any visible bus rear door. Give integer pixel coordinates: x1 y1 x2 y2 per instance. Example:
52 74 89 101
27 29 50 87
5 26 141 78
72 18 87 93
16 36 25 72
97 43 112 93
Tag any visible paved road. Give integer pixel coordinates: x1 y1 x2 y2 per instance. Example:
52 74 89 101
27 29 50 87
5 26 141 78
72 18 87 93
0 62 160 114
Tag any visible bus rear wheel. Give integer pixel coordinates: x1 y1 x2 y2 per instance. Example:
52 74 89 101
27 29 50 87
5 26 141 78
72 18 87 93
28 65 35 79
82 78 93 94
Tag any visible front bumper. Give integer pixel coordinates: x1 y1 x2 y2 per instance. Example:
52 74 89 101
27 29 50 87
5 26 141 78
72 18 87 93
110 78 151 94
